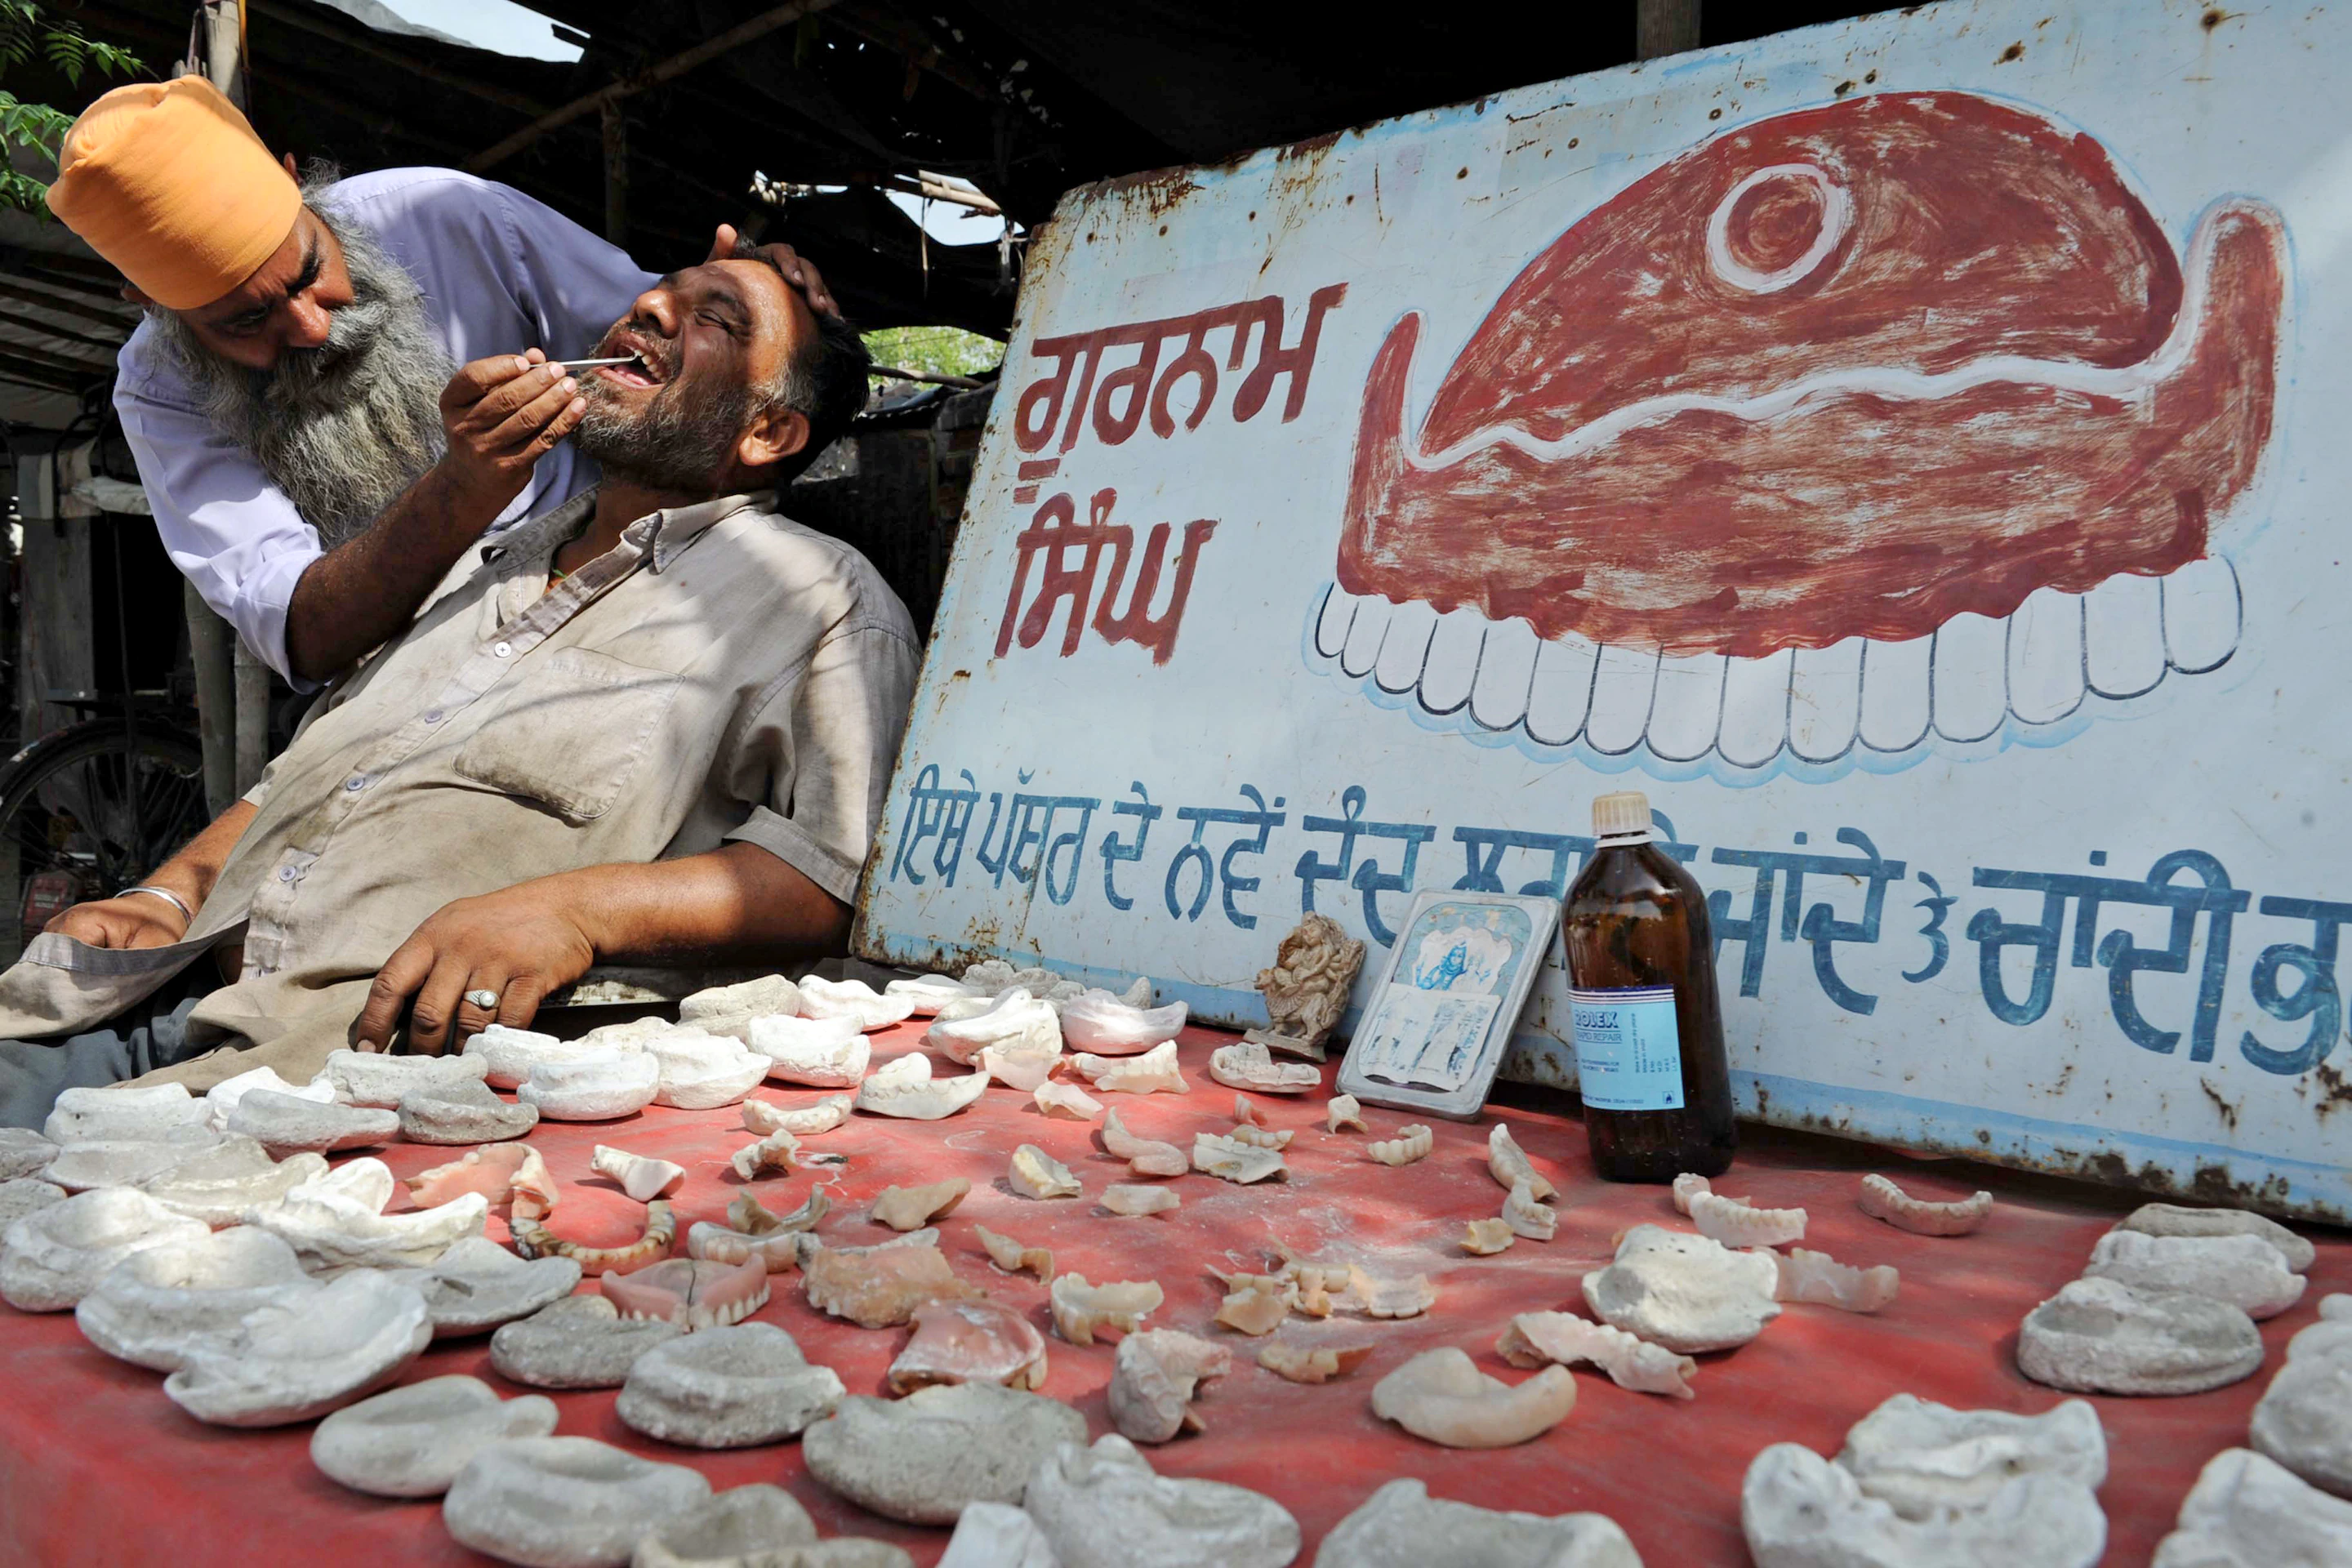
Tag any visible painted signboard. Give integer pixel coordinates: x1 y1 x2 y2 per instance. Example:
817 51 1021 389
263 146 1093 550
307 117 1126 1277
853 0 2352 1219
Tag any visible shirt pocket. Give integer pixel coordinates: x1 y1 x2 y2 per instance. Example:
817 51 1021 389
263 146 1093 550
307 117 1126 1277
452 647 684 822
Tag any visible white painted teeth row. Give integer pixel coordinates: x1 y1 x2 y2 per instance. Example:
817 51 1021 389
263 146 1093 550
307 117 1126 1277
1312 556 2241 764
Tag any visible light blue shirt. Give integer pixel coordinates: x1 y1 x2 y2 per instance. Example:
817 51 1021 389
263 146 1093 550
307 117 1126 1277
113 167 656 679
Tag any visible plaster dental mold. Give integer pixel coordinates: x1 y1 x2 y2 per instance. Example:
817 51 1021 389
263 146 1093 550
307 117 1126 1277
1208 1040 1321 1094
491 1294 684 1389
1243 911 1365 1062
2114 1204 2314 1272
799 975 919 1031
0 1185 210 1310
1102 1183 1180 1218
1463 1218 1517 1255
804 1382 1088 1525
227 1088 399 1154
1769 1248 1900 1313
802 1231 981 1327
1671 1172 1713 1214
1058 991 1189 1056
1027 1432 1301 1568
1582 1224 1783 1353
1741 1439 2106 1568
885 973 978 1014
163 1268 433 1427
591 1144 688 1202
399 1076 541 1143
1192 1132 1287 1184
518 1048 663 1120
1115 976 1154 1007
1342 1267 1437 1320
1073 1037 1189 1095
978 1040 1065 1094
1010 1144 1083 1200
43 1081 207 1143
0 1178 64 1230
1858 1174 1993 1236
1106 1330 1230 1444
1498 1311 1700 1400
743 1093 853 1137
1372 1348 1578 1449
246 1163 489 1273
960 958 1028 991
1050 1273 1163 1344
1486 1125 1554 1202
203 1067 334 1131
933 991 1004 1026
577 1017 687 1051
2247 1315 2352 1496
443 1436 712 1568
321 1048 489 1108
512 1199 676 1276
976 1224 1054 1282
467 1022 614 1089
1503 1180 1557 1242
889 1298 1051 1392
1216 1277 1291 1336
1690 1191 1807 1248
853 1052 991 1120
679 973 802 1039
0 1126 56 1180
628 1484 882 1568
1229 1124 1293 1151
1102 1108 1187 1178
730 1127 800 1181
405 1144 556 1218
138 1140 327 1226
1258 1340 1374 1383
604 1255 773 1331
872 1178 971 1231
1833 1394 2108 1518
928 990 1060 1065
385 1236 581 1337
311 1374 559 1498
617 1321 844 1446
940 1502 1057 1568
1327 1094 1367 1134
1035 1080 1104 1120
74 1227 315 1370
2017 1276 2264 1394
2081 1230 2305 1321
42 1134 224 1194
746 1014 871 1088
2151 1447 2352 1567
647 1033 770 1110
1316 1477 1644 1568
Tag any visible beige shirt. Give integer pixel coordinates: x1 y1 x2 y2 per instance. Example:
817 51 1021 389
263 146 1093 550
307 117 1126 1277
0 488 919 1086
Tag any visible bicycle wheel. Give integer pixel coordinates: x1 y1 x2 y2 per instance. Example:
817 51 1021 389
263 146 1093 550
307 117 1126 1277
0 719 209 965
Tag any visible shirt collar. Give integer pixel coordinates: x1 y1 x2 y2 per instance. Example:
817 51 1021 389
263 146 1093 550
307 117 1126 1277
479 488 777 574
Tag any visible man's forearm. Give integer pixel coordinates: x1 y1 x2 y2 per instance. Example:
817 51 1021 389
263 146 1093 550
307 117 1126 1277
282 461 509 683
140 799 257 916
555 842 851 964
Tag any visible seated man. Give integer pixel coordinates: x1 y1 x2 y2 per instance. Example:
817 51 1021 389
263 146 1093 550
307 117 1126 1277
0 248 915 1125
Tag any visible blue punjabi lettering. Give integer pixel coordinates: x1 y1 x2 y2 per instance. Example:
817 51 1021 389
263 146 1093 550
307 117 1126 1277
1165 785 1288 929
1294 785 1437 945
1098 782 1162 912
1903 871 1957 984
890 764 982 888
2239 895 2352 1075
1705 828 1909 1014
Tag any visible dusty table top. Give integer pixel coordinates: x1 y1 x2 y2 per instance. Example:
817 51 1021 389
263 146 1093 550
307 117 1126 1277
0 1020 2340 1566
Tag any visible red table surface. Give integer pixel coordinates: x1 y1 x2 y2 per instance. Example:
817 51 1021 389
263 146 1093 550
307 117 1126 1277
1 1021 2341 1566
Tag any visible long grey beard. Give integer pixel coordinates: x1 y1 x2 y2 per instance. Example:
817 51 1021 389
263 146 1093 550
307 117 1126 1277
149 197 452 547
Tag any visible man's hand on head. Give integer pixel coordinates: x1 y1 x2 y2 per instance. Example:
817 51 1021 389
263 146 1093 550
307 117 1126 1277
350 880 597 1055
702 224 840 318
434 350 591 516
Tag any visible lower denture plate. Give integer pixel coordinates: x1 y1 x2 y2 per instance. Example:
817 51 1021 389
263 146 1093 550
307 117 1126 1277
1339 595 1393 678
1719 648 1794 768
1787 639 1863 762
1314 586 1361 660
1470 617 1541 730
1646 653 1726 762
1374 599 1439 693
2083 572 2167 697
2162 555 2241 673
1931 612 2007 742
1584 644 1660 754
2006 586 2087 725
1522 630 1598 745
1859 635 1932 751
1416 608 1485 715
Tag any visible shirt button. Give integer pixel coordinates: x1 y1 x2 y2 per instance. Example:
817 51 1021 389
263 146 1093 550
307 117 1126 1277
277 866 296 883
423 710 443 725
492 642 514 658
343 776 368 793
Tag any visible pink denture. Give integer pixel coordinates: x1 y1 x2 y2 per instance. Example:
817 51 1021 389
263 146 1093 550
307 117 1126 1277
602 1254 770 1330
404 1144 557 1219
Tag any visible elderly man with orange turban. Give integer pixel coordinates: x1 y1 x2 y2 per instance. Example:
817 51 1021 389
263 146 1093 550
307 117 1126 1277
49 76 835 687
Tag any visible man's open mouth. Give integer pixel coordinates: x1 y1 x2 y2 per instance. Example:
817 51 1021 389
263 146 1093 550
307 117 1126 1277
595 334 670 388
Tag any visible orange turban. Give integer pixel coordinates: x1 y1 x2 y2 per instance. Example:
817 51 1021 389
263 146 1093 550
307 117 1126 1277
47 76 301 310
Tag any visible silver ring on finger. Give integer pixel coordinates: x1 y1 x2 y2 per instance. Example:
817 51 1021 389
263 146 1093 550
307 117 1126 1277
465 988 501 1010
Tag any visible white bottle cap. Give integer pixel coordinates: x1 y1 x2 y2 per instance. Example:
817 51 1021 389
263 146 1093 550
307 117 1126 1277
1592 790 1652 841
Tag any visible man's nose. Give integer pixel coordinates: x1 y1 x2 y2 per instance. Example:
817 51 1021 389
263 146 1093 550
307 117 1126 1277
282 292 335 350
630 287 681 336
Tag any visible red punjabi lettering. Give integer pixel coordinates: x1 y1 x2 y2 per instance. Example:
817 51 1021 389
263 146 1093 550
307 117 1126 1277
996 489 1218 667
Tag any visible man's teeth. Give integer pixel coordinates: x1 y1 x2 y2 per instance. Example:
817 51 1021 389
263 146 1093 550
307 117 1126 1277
1313 556 2241 764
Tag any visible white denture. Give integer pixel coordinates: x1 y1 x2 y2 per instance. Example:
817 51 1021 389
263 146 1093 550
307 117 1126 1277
516 1048 662 1120
924 989 1059 1065
744 1014 869 1086
797 976 917 1031
465 1024 622 1090
1058 992 1188 1055
644 1033 769 1110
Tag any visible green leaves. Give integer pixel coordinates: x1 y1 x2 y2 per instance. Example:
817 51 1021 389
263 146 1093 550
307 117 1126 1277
0 7 142 213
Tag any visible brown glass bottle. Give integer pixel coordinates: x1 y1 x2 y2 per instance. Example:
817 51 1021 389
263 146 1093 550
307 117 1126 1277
1561 790 1736 1182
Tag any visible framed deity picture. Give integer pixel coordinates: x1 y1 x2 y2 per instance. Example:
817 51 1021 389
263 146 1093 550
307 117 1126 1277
1336 891 1561 1120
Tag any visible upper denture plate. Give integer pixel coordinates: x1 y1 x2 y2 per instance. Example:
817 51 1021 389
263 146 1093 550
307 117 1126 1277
1339 595 1393 678
1416 609 1485 715
2083 572 2167 697
1718 648 1793 768
1374 600 1439 693
1521 630 1597 745
1470 617 1541 731
1584 645 1660 755
1787 639 1862 762
1930 612 2007 742
1646 654 1726 762
2162 555 2241 674
2006 587 2087 725
1858 636 1931 752
1314 586 1360 660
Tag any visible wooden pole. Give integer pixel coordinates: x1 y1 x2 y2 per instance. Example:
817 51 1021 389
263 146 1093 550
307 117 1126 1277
601 100 629 246
1637 0 1700 60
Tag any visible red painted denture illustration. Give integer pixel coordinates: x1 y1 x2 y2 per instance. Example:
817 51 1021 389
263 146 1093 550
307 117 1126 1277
1320 91 2285 768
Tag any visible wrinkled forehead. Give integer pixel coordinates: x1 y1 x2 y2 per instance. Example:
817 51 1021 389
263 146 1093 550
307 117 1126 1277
664 258 812 369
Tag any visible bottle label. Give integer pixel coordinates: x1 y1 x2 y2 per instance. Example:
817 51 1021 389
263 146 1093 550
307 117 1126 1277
1567 986 1686 1111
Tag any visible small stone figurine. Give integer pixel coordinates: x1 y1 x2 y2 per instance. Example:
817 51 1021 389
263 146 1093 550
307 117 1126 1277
1243 913 1365 1062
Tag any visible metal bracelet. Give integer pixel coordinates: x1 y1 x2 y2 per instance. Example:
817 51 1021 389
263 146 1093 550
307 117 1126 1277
118 885 194 923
